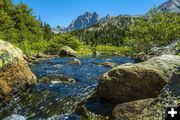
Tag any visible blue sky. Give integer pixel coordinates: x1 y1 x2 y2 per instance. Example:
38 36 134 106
13 0 166 27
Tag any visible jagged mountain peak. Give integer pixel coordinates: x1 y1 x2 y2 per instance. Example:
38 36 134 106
157 0 180 13
66 12 99 31
99 14 112 23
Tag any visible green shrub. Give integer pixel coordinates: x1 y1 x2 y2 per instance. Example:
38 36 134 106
45 42 63 55
52 33 81 50
125 13 180 53
44 33 81 55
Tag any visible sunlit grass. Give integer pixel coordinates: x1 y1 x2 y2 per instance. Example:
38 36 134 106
96 45 132 55
77 45 93 56
77 45 132 56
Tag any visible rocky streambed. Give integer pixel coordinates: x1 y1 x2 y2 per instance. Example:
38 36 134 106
1 39 180 120
0 53 134 119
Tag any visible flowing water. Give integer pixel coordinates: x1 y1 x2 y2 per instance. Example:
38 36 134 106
0 57 134 120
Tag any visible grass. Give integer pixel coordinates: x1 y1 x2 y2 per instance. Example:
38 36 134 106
77 45 93 56
96 45 132 55
77 45 132 56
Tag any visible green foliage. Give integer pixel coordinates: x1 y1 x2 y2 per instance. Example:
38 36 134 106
96 45 132 55
77 45 93 56
15 40 48 54
71 16 133 46
73 12 180 55
45 33 81 55
0 0 81 55
0 0 45 53
1 1 179 56
77 45 132 56
42 22 54 41
52 33 81 50
45 41 62 55
125 13 180 53
30 40 49 53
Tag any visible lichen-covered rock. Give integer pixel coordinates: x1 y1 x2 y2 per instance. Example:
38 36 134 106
98 55 180 104
112 98 154 120
0 40 36 99
59 46 77 57
140 66 180 120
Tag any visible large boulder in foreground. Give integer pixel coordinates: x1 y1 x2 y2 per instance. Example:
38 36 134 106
140 66 180 119
112 98 154 120
59 46 77 57
112 67 180 120
0 40 36 99
98 55 180 104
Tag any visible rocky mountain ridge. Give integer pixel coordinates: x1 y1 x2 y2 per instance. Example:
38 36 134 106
53 12 112 33
157 0 180 13
54 0 180 33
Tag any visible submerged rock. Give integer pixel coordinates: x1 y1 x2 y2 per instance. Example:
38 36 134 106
39 74 77 84
98 55 180 104
112 98 154 120
69 58 81 65
59 46 77 57
0 40 36 99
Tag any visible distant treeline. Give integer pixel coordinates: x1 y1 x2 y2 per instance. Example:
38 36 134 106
0 0 179 55
72 13 180 53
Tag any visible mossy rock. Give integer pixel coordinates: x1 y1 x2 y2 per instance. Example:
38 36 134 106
0 50 13 68
0 39 36 99
59 46 77 57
